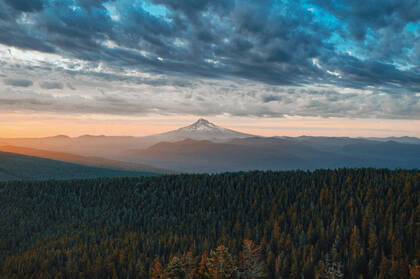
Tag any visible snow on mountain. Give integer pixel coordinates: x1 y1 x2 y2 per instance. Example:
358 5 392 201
180 118 219 132
144 118 255 142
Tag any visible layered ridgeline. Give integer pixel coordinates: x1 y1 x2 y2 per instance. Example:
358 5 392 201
0 119 253 158
1 119 419 172
0 151 155 181
0 169 418 278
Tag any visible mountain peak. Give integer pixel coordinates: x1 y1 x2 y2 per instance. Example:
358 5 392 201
146 118 254 142
195 118 211 124
189 118 216 129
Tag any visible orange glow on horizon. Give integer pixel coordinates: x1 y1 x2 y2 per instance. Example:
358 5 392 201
0 113 419 138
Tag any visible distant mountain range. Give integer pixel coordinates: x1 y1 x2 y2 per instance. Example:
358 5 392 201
122 137 420 172
1 118 419 173
363 136 420 145
0 119 253 157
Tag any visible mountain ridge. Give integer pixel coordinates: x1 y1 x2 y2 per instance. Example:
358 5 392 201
2 119 419 144
0 118 419 173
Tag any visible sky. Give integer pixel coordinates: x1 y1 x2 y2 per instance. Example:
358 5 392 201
0 0 419 138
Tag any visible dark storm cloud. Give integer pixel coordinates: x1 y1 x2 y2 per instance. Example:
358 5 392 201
4 78 33 87
0 0 419 118
4 0 44 12
311 0 420 41
0 0 418 88
0 1 55 52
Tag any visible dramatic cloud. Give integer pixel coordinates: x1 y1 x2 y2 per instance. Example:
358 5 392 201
3 0 43 12
0 0 419 119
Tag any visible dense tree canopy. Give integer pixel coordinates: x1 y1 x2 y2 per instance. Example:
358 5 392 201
0 169 418 278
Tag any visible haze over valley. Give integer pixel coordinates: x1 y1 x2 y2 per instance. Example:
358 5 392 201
1 118 419 174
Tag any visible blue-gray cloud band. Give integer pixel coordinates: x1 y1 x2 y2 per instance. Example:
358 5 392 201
0 0 419 118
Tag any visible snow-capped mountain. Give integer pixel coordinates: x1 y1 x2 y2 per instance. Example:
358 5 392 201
144 118 255 142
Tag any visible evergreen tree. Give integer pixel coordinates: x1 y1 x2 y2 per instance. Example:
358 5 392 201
238 240 265 278
182 251 196 279
409 265 420 279
166 257 186 279
152 259 166 279
206 246 238 279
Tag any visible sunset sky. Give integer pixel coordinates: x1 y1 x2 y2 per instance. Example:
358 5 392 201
0 0 419 138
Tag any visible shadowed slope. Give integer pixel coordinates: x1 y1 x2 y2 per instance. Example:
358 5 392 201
0 145 168 174
0 152 155 181
122 138 308 172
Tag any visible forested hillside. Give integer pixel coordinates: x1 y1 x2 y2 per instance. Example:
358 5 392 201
0 169 418 278
0 151 155 181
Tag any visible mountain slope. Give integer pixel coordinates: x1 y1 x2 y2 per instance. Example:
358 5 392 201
339 141 420 168
279 136 374 152
0 152 155 181
0 135 149 158
0 145 167 173
122 136 420 173
123 138 310 172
